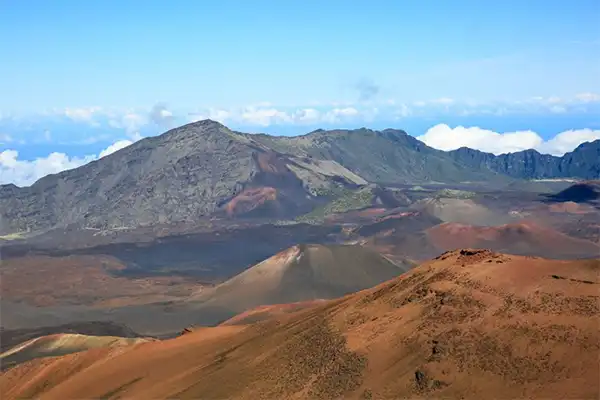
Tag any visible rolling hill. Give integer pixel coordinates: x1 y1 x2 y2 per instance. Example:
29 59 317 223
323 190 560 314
0 322 142 353
426 221 600 259
2 250 598 399
545 180 600 205
0 333 153 370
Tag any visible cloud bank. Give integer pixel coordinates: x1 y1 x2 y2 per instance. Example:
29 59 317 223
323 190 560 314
1 93 599 185
416 124 600 155
1 139 134 187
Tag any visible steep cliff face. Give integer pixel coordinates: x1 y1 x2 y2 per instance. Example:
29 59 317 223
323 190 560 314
448 140 600 179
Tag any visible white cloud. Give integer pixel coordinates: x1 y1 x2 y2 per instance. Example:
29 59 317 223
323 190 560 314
323 107 359 123
546 96 562 104
109 112 147 139
240 107 292 126
417 124 600 155
0 139 137 187
431 97 455 105
292 108 321 123
121 112 146 133
574 92 600 103
549 105 567 114
0 150 95 187
62 107 102 127
394 104 412 118
64 107 102 122
98 140 133 158
537 128 600 155
189 106 363 126
189 108 232 124
149 103 175 127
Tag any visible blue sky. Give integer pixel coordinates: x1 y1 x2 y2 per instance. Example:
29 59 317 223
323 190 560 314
1 0 600 186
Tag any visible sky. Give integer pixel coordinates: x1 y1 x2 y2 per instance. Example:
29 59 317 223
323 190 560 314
1 0 600 186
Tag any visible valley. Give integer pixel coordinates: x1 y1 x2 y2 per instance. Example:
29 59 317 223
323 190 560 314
1 121 598 398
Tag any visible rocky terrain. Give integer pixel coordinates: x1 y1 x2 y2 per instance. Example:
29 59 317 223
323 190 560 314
448 140 600 179
2 182 599 336
0 120 366 234
2 250 598 399
1 120 598 235
1 122 598 343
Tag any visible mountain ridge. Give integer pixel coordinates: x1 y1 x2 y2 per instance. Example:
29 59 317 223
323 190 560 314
1 120 598 234
447 139 600 179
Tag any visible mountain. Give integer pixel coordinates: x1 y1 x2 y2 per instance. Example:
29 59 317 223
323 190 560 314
1 121 598 234
0 120 366 234
448 140 600 180
3 250 598 399
184 243 411 320
250 127 502 184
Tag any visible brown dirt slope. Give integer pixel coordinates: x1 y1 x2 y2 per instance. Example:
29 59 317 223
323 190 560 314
427 221 600 259
0 321 141 353
2 250 599 399
0 255 198 308
0 334 153 370
219 299 328 326
184 243 411 317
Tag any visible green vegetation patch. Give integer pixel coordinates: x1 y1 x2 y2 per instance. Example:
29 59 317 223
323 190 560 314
0 232 27 241
297 187 375 223
433 188 476 199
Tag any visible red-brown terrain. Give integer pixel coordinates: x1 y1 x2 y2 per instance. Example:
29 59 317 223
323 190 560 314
224 186 278 216
2 250 598 399
220 299 328 326
0 255 201 308
426 221 600 259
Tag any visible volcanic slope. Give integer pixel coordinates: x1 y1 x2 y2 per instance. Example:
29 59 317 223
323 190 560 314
0 120 366 234
185 244 411 319
0 334 152 370
427 221 600 259
2 250 598 399
2 123 598 235
546 180 600 205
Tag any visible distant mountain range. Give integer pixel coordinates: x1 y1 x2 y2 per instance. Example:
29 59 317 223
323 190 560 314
1 120 598 234
448 141 599 179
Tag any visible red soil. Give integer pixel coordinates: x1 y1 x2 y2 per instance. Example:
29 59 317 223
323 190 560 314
224 186 278 216
220 299 328 325
3 250 598 399
0 255 199 308
426 221 600 259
